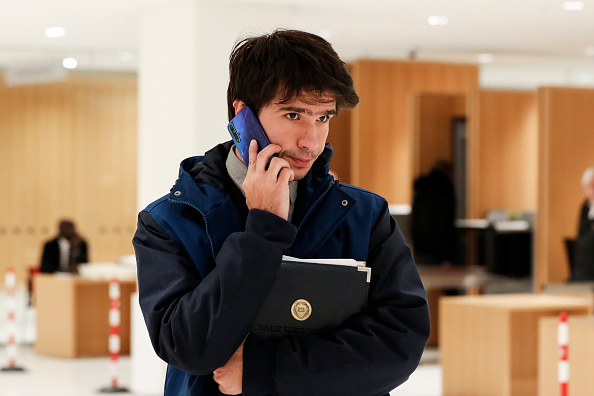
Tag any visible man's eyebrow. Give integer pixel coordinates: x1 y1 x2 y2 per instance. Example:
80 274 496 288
277 106 337 116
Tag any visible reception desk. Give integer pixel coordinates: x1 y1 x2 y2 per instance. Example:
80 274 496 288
440 294 591 396
35 274 136 358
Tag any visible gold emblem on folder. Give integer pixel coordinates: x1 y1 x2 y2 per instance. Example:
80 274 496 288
291 299 312 321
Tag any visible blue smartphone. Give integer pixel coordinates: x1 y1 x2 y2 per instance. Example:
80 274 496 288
227 106 271 166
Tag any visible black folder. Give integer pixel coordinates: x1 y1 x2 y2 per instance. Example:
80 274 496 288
250 256 371 338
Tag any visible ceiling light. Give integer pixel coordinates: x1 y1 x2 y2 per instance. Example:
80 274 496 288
584 47 594 56
427 16 449 26
45 27 66 38
62 58 77 69
562 1 584 11
477 53 494 63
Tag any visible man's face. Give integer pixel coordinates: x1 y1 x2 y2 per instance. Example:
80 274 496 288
257 91 337 180
59 224 75 239
584 175 594 202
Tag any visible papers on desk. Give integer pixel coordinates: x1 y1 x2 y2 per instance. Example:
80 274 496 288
78 262 137 280
454 219 490 229
492 220 530 232
454 219 531 232
388 204 412 215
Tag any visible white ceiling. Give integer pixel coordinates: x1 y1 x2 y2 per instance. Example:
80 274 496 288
1 0 594 78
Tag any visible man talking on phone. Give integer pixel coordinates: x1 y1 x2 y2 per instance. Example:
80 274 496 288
133 29 429 396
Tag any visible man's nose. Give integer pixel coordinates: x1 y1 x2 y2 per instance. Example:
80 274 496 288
297 121 318 150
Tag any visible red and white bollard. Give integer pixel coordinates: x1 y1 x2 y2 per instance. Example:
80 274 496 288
2 267 25 372
558 311 569 396
99 278 128 393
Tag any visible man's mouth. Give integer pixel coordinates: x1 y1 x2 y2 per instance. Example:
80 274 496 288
289 157 313 168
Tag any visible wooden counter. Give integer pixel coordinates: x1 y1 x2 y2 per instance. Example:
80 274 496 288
35 274 136 358
440 293 591 396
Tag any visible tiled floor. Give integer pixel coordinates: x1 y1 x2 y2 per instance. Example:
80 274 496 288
0 290 442 395
391 349 442 396
0 346 132 396
0 345 442 396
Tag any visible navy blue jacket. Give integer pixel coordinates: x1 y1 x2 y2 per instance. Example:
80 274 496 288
133 141 429 396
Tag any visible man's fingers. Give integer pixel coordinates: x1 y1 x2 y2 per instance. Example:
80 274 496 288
277 167 295 185
264 156 291 181
247 140 258 167
254 144 281 170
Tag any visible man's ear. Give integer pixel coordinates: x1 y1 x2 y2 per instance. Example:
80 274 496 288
233 100 246 116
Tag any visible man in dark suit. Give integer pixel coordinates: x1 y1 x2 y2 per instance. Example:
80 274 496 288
573 167 594 281
40 219 89 273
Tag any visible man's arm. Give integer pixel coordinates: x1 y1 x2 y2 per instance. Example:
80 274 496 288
242 203 430 396
134 207 296 376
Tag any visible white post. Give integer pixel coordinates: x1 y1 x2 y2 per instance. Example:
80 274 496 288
99 278 128 393
1 267 25 372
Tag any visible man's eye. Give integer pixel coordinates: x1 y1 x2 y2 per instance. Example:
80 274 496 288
318 115 330 122
286 113 299 120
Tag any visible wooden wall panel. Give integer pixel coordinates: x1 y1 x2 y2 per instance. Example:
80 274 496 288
350 60 478 204
327 109 352 184
0 74 137 285
87 77 138 263
411 93 466 180
536 87 594 290
467 90 538 218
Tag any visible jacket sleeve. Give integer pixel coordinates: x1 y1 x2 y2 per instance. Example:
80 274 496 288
133 207 297 375
242 202 430 396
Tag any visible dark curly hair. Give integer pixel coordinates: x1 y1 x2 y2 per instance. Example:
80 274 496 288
227 29 359 121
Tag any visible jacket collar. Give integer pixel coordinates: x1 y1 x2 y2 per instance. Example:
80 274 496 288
166 141 354 258
168 140 336 215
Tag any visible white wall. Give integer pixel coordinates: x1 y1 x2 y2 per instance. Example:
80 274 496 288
480 63 594 90
137 1 203 210
137 1 301 210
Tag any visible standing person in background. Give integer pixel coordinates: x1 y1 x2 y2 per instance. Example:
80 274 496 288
577 167 594 239
411 160 457 266
573 167 594 281
40 219 89 273
133 29 429 396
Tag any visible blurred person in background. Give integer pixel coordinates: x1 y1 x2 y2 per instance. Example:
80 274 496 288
40 219 88 273
573 167 594 281
411 160 457 267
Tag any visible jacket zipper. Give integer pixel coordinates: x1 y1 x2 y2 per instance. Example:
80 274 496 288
286 181 335 256
169 199 217 262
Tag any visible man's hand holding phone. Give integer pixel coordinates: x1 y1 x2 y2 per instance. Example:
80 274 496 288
242 140 294 220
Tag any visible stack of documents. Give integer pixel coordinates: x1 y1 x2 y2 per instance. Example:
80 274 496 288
251 255 371 338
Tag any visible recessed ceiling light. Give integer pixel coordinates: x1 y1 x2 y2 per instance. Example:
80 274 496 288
584 47 594 56
427 16 449 26
562 1 584 11
62 58 77 69
45 27 66 38
477 53 494 63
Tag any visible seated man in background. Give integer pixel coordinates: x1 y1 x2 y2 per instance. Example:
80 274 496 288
573 167 594 281
40 219 89 273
